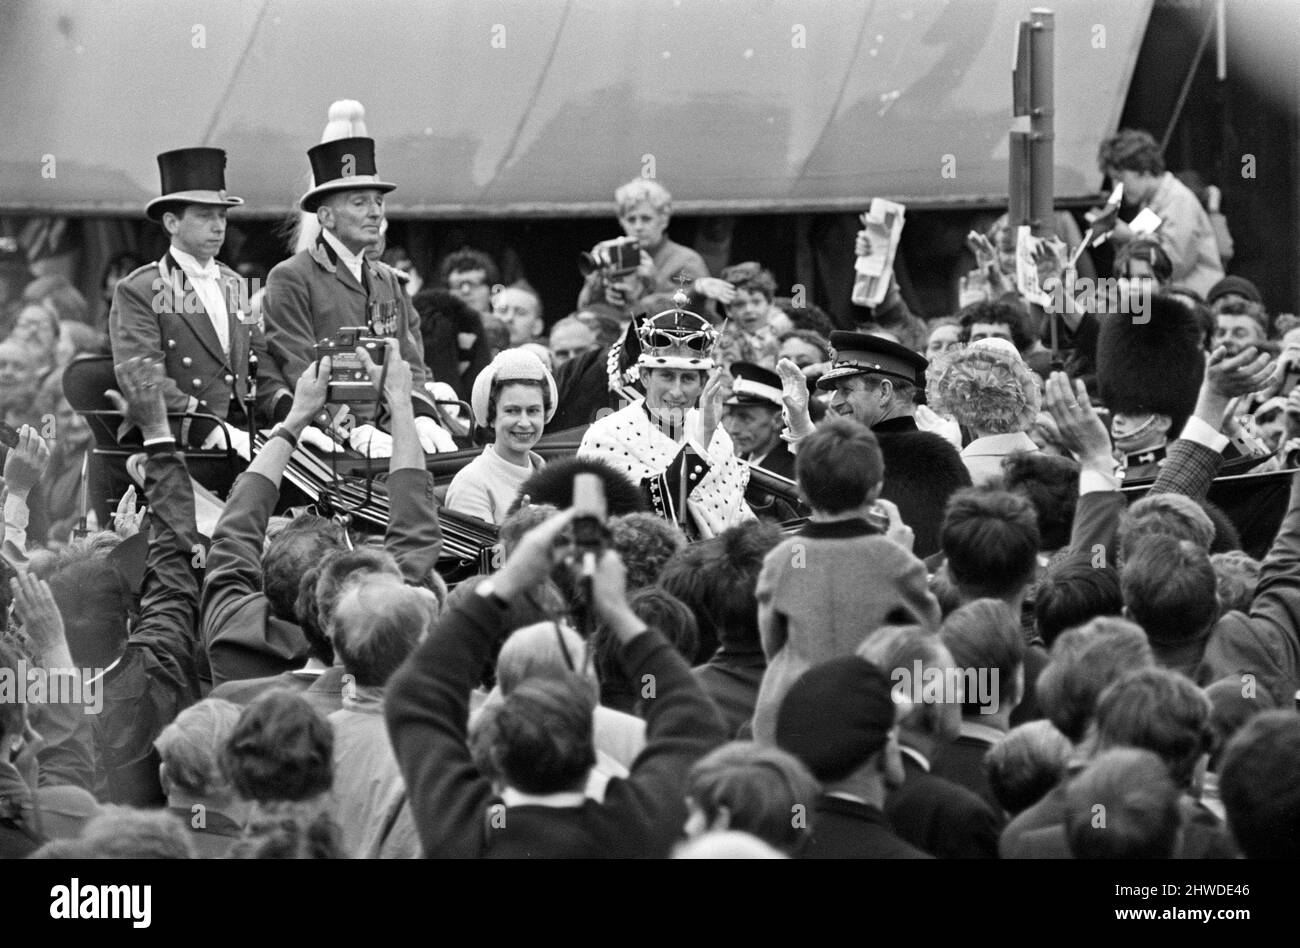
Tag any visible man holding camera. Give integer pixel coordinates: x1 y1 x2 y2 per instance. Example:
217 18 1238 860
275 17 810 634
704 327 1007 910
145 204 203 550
577 292 753 539
261 136 454 454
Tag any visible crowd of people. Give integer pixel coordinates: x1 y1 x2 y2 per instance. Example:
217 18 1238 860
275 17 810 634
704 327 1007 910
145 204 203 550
2 122 1300 860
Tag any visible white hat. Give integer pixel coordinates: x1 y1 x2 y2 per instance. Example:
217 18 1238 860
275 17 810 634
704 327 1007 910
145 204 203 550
470 349 558 428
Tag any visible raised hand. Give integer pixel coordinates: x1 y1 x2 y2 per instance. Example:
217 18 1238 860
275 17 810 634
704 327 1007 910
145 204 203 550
11 573 70 665
1043 372 1112 466
357 338 412 407
285 357 332 433
876 498 914 553
491 507 578 601
106 357 169 441
2 425 50 496
1206 345 1275 400
697 368 728 444
693 277 737 305
776 357 811 420
112 484 147 539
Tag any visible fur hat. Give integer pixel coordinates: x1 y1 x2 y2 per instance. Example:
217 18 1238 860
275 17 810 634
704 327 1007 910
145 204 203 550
515 456 647 516
470 349 558 428
1097 294 1204 431
927 337 1041 434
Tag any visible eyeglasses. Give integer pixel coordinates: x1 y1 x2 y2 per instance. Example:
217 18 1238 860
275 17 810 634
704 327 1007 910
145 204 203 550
451 278 487 293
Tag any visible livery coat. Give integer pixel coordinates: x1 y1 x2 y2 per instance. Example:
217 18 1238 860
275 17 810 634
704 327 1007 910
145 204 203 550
872 415 973 559
108 252 278 428
261 235 436 419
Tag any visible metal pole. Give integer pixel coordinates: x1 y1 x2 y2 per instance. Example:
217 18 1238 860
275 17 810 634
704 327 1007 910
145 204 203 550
1028 8 1055 238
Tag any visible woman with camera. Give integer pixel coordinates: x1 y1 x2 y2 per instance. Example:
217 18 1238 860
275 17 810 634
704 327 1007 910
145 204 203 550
444 349 556 524
576 179 733 312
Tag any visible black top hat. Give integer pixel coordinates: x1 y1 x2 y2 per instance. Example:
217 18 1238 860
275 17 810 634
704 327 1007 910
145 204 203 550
300 137 396 212
724 362 783 409
145 148 244 221
817 331 927 390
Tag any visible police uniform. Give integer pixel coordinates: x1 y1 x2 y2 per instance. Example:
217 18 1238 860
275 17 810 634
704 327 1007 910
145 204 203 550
816 332 971 558
108 148 278 438
260 137 437 422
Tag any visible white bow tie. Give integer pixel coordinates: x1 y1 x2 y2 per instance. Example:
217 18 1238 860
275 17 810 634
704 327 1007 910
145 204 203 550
185 260 219 281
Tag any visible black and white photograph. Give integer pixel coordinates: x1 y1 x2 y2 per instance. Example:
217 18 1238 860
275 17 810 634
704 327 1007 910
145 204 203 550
0 0 1297 925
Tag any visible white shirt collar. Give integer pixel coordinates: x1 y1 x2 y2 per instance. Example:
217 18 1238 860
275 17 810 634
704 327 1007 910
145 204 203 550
961 431 1039 458
170 245 218 280
959 720 1005 746
899 744 930 772
500 787 586 809
321 227 365 281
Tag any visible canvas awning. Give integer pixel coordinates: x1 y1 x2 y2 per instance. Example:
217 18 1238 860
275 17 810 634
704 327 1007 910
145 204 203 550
0 0 1151 218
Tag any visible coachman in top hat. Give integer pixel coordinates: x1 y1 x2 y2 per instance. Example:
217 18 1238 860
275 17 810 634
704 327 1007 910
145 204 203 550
109 147 280 449
259 135 452 453
784 332 970 557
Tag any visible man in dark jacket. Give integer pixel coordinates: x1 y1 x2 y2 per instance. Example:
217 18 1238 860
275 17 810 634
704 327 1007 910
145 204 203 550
778 332 970 557
202 340 443 688
386 507 726 858
776 654 929 859
860 625 1004 858
44 357 204 805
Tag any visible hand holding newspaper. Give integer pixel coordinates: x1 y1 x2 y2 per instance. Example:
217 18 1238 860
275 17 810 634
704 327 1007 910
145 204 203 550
1014 226 1068 308
852 199 906 308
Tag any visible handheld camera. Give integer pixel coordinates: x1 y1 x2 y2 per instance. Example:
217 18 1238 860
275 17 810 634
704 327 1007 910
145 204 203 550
571 473 609 573
579 237 640 280
313 327 387 403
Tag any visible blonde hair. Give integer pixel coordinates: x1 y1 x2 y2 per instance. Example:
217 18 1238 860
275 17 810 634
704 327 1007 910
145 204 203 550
615 178 672 216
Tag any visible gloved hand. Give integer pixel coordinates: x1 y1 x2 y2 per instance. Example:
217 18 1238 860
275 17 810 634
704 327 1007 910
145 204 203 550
201 422 251 460
299 426 342 453
348 423 394 458
415 415 458 454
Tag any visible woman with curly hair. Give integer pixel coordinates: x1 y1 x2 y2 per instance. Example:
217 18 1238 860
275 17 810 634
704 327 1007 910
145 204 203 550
445 349 556 524
927 336 1042 486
